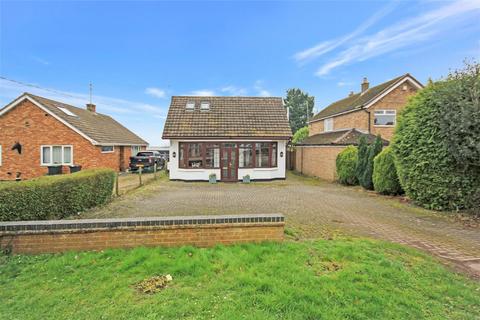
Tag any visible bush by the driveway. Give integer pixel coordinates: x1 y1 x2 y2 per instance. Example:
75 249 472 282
392 63 480 211
360 135 383 190
373 147 403 195
336 146 358 185
0 168 115 221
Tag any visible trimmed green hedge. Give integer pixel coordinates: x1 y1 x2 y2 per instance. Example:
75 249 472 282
336 146 358 185
361 135 383 190
0 169 116 221
373 147 403 195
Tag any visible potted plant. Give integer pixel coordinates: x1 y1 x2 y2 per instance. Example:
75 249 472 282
209 173 217 184
242 174 251 183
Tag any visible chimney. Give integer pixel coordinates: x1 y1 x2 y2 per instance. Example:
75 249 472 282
349 91 354 97
361 77 369 93
86 103 96 113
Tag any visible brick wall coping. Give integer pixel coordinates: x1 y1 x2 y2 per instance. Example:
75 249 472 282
0 214 285 233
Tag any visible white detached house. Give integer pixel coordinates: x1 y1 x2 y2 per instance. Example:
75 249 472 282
162 96 292 182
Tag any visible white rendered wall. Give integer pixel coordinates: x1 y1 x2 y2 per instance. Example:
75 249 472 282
168 139 287 181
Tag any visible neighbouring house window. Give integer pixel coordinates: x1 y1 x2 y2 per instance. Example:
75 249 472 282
131 146 142 156
239 143 254 168
41 145 73 165
187 143 203 168
101 146 114 153
324 118 333 132
178 142 278 169
374 110 396 126
205 144 220 168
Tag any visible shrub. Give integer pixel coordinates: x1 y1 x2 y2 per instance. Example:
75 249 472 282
336 146 358 185
373 147 403 195
0 169 116 221
355 136 369 184
361 135 383 190
392 62 480 210
292 126 309 144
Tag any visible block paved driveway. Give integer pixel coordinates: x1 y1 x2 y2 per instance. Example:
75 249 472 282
80 172 480 278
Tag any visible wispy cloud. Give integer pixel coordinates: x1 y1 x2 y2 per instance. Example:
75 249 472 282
221 85 247 96
313 0 480 76
187 89 216 96
253 80 271 97
31 56 50 65
293 1 398 63
337 81 354 87
145 87 166 98
0 78 167 119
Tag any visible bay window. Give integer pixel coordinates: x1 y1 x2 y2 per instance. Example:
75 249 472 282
239 143 253 168
41 145 73 166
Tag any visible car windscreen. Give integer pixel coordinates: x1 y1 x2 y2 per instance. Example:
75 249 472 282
136 152 153 157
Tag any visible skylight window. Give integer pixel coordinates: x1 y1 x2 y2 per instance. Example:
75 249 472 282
186 101 195 111
200 101 210 111
58 107 77 117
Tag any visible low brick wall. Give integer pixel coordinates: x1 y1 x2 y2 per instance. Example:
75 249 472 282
0 214 285 254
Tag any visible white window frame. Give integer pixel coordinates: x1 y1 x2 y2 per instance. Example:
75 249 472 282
40 145 73 166
374 110 396 127
131 146 142 156
324 118 334 132
101 146 115 153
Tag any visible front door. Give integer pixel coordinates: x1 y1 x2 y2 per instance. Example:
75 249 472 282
221 143 238 182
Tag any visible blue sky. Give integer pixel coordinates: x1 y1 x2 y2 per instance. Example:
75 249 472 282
1 0 479 145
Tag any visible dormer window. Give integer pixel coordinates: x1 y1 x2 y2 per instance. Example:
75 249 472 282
186 101 195 111
200 101 210 111
57 107 77 117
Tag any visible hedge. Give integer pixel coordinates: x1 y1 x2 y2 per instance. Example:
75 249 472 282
336 146 358 185
373 147 403 195
392 64 480 211
361 135 383 190
0 169 116 221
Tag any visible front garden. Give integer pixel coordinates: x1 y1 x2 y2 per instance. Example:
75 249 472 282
1 239 479 319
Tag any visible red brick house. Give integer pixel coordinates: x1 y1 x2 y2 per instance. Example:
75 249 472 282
296 74 423 181
0 93 148 180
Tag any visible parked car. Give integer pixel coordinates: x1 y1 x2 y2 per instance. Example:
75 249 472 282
129 151 164 172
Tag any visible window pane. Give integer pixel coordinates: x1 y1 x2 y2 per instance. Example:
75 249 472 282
188 143 203 168
239 143 253 168
63 146 72 164
374 114 395 125
101 146 113 152
255 143 270 168
52 146 62 164
179 144 185 168
271 143 277 167
205 144 220 168
42 147 51 164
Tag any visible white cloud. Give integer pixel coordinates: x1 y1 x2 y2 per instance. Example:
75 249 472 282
337 81 354 87
293 1 398 63
145 87 166 98
0 78 167 119
188 90 216 96
253 80 272 97
314 0 480 76
220 86 247 96
31 56 50 65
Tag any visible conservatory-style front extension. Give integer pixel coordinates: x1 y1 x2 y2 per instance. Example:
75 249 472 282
162 96 292 182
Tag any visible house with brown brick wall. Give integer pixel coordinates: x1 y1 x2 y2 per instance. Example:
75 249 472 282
0 93 148 180
162 96 292 182
296 74 423 181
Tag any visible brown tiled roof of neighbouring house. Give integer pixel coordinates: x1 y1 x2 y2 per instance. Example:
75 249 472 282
311 74 423 121
297 128 389 146
162 96 292 139
0 93 148 146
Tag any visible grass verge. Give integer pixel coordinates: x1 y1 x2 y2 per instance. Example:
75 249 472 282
0 239 479 319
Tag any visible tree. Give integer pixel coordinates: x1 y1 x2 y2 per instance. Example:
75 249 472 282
361 135 383 190
292 126 309 144
336 146 358 185
392 61 480 211
355 136 368 185
284 88 314 134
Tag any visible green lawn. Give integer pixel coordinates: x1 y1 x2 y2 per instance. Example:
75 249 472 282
1 239 479 320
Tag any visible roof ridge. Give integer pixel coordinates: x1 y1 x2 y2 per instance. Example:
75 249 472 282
332 128 354 144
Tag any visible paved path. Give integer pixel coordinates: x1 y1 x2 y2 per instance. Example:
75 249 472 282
80 172 480 278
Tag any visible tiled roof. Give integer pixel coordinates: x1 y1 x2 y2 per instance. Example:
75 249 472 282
311 74 417 121
18 93 148 145
297 128 389 146
162 96 292 139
